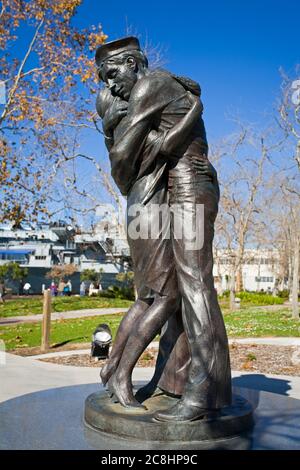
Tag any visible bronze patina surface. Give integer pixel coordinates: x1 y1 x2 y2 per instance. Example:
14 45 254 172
91 36 234 424
85 391 254 445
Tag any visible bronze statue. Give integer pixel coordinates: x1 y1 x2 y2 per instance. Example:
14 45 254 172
95 37 232 422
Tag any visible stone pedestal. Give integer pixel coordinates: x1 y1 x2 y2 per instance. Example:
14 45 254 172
84 391 254 449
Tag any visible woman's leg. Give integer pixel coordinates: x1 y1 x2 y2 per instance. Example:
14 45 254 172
107 292 180 408
100 298 151 385
135 306 190 402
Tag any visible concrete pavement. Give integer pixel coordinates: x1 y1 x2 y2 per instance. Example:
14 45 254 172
0 352 154 403
1 351 300 405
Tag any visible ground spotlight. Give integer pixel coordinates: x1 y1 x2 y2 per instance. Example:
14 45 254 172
91 323 112 360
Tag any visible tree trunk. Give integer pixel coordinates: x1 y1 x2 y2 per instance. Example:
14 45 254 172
236 266 243 292
288 253 293 303
292 234 299 319
229 269 236 311
134 284 138 301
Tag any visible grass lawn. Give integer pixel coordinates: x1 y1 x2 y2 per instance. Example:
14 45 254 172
0 306 300 351
0 296 133 317
0 293 285 318
0 313 124 350
224 307 300 337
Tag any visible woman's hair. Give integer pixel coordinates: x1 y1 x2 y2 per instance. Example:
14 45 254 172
170 74 201 96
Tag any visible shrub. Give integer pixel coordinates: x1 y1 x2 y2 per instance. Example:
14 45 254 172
277 290 289 299
98 285 135 301
219 290 230 298
236 291 284 305
246 353 257 361
80 268 103 284
219 290 285 305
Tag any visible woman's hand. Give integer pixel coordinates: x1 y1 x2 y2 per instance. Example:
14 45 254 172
102 99 128 135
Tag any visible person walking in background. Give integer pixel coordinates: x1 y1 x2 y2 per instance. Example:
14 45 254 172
89 282 95 296
66 279 72 296
50 281 58 297
63 283 70 296
23 282 31 296
80 281 86 297
58 280 65 296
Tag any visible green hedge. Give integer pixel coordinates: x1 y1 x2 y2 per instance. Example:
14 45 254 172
219 291 285 305
236 291 284 305
98 285 135 301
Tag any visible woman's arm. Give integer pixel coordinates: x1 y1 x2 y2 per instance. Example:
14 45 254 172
96 89 128 151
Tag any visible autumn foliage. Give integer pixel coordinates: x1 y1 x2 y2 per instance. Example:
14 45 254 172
46 263 77 281
0 0 107 225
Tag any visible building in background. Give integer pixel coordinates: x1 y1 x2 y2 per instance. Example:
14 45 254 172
213 249 287 294
0 214 287 296
0 211 130 294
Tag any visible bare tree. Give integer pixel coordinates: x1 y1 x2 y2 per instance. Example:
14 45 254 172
275 182 300 319
278 66 300 174
275 67 300 317
212 122 282 310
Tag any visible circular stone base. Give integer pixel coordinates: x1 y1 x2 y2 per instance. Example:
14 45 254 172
84 391 254 445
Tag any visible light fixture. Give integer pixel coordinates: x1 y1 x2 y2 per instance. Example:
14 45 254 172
91 323 112 360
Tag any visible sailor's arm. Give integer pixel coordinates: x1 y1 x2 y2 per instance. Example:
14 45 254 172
161 92 203 155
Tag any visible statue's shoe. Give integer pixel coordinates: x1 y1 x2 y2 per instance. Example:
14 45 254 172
154 400 219 422
107 377 146 410
136 384 181 403
100 361 116 386
135 385 164 403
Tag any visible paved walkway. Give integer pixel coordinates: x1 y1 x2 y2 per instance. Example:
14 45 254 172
0 301 295 326
1 352 300 405
0 307 127 326
0 352 154 403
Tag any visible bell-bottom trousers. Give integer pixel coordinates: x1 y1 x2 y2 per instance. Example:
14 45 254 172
168 157 232 409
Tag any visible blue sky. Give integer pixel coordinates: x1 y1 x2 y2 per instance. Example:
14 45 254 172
74 0 300 140
2 0 299 223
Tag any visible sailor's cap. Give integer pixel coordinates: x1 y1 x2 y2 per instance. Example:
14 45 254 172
95 36 141 67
